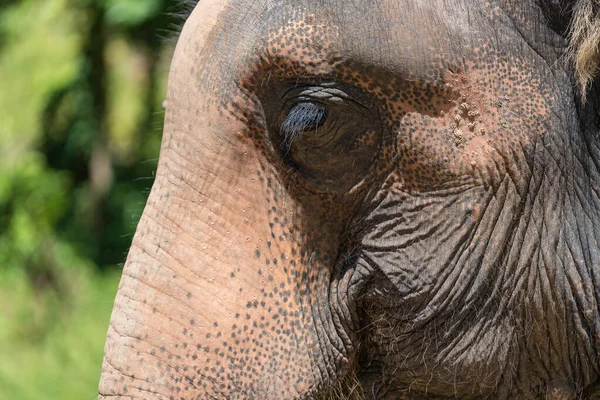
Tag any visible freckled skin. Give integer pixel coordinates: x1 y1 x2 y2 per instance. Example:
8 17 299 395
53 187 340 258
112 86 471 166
99 0 600 399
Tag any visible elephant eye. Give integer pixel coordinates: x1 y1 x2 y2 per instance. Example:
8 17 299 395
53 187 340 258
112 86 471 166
280 102 327 151
265 84 382 192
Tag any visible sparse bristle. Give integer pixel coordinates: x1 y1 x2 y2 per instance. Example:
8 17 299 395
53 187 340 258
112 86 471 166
568 0 600 101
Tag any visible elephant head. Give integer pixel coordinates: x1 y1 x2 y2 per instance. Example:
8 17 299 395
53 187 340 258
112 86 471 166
99 0 600 398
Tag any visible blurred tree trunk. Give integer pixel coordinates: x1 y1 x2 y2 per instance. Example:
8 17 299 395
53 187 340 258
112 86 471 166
85 1 113 253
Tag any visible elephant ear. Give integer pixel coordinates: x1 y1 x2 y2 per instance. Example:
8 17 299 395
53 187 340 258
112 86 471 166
568 0 600 99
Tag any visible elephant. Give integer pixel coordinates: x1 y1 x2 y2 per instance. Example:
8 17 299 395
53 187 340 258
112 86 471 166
99 0 600 398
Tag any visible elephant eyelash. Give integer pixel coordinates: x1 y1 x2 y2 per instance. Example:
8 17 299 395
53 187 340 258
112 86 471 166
280 102 328 152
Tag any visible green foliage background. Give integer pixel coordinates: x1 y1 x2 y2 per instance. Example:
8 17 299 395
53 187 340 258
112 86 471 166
0 0 189 397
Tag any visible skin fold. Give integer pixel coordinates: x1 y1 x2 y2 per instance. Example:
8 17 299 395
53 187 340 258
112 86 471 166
99 0 600 398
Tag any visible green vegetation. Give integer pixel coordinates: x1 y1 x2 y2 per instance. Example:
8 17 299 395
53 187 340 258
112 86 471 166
0 0 188 397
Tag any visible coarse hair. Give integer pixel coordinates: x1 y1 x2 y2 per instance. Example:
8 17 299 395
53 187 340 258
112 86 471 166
569 0 600 99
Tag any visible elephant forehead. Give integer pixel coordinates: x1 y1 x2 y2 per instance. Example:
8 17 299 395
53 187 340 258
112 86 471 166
177 0 530 87
263 3 466 76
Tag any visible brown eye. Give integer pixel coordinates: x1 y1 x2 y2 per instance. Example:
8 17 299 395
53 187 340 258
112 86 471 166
280 102 381 192
263 84 382 193
280 102 328 151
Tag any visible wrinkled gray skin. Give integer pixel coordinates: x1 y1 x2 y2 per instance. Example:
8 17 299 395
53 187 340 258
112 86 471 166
99 0 600 398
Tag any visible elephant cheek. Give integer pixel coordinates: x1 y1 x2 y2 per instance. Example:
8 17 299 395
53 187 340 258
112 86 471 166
99 101 356 400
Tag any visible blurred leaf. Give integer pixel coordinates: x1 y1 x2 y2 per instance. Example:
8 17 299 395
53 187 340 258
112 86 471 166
106 36 150 163
0 268 120 400
105 0 163 27
0 0 176 397
0 153 71 270
0 0 82 163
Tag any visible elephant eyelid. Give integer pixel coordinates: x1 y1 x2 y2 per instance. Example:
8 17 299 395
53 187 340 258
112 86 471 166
280 102 327 151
